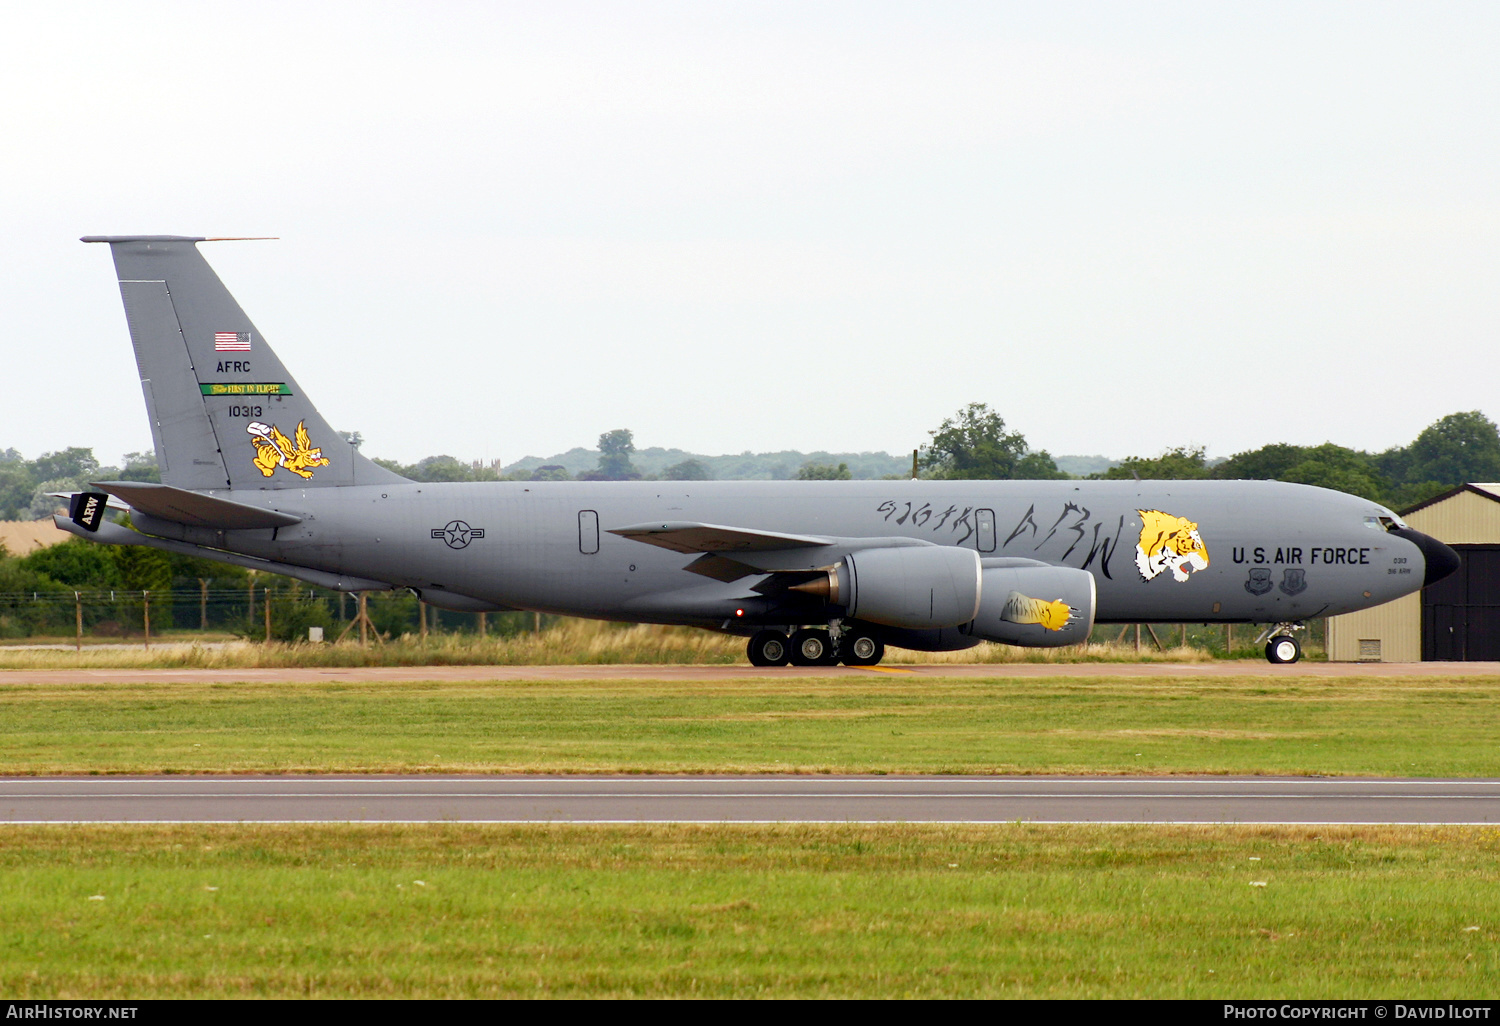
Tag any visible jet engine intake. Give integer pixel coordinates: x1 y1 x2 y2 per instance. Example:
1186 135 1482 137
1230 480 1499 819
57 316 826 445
963 564 1097 647
842 545 982 630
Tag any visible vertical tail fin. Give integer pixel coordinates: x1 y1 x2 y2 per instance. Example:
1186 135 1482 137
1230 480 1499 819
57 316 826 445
83 236 404 490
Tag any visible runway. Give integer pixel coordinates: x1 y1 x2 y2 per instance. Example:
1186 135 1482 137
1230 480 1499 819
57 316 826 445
3 775 1500 824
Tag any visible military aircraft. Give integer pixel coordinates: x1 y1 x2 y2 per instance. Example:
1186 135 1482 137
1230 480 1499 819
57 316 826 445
59 235 1459 666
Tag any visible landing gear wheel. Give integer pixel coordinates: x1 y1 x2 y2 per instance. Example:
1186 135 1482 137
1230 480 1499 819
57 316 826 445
747 630 791 667
840 631 885 666
1265 635 1302 664
789 628 838 666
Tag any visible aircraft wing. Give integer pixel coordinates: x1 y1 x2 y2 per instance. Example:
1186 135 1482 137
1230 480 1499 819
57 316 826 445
610 521 941 583
89 481 303 530
608 521 832 554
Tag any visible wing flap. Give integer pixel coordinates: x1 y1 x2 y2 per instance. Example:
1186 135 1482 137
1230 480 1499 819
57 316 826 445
681 554 763 582
609 521 832 554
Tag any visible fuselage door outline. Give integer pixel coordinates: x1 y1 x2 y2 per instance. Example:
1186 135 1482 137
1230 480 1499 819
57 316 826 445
579 510 600 555
976 509 996 553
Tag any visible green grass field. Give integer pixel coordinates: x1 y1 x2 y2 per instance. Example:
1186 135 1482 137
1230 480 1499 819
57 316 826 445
4 671 1499 998
2 823 1497 999
0 673 1495 776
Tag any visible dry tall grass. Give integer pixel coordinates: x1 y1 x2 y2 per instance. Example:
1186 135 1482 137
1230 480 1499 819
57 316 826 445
0 617 1219 669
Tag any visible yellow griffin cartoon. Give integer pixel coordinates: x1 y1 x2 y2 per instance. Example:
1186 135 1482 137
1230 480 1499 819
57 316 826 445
1000 592 1074 632
247 420 330 480
1135 509 1209 583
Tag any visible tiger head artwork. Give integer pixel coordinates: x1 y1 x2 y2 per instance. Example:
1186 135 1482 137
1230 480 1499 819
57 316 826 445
1134 509 1209 583
247 420 330 480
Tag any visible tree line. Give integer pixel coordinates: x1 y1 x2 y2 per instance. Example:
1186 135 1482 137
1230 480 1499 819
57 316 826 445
367 430 887 483
1093 410 1499 511
0 448 157 522
7 406 1496 514
914 403 1499 512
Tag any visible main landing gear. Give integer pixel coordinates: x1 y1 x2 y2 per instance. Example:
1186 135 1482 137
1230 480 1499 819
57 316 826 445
747 627 886 667
747 629 790 667
1258 622 1306 664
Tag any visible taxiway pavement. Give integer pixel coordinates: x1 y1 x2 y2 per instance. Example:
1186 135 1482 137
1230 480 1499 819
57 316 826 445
2 775 1498 824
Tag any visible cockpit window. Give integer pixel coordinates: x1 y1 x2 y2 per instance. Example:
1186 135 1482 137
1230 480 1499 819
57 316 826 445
1364 514 1404 531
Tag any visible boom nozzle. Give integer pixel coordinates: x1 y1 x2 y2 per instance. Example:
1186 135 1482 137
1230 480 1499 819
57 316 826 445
788 570 841 604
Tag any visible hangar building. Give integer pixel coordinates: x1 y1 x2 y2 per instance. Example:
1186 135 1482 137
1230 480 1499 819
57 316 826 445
1328 484 1500 662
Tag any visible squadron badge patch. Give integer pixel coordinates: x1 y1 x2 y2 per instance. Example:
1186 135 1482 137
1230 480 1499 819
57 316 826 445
1244 568 1274 596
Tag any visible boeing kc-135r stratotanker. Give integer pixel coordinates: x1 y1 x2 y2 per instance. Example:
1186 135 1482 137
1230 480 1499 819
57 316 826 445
60 236 1459 666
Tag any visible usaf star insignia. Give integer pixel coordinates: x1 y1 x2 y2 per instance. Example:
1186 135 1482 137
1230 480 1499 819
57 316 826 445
431 520 485 549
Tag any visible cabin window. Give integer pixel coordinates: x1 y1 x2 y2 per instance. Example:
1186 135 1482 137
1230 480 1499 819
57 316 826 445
976 508 996 552
578 510 599 554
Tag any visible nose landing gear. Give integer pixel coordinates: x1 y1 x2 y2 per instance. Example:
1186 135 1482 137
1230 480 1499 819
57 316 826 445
1265 635 1302 664
1256 622 1306 664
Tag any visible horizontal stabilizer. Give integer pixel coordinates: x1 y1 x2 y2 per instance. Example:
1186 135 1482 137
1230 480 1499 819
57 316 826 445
90 481 302 530
609 521 832 554
53 516 390 593
47 491 128 510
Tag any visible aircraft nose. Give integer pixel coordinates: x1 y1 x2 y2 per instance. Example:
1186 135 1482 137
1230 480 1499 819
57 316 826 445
1390 527 1461 587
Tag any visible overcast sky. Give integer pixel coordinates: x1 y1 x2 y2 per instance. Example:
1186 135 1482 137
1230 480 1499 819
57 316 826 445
4 1 1498 468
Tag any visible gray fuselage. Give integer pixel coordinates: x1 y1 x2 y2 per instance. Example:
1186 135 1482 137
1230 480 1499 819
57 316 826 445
144 477 1426 630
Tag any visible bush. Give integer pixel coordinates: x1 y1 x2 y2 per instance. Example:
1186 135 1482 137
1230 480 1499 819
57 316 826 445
263 585 334 643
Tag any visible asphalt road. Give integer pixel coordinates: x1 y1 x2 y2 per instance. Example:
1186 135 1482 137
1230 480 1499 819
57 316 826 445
3 775 1499 824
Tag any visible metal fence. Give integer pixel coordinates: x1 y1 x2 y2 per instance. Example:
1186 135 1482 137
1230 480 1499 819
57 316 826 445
0 586 533 644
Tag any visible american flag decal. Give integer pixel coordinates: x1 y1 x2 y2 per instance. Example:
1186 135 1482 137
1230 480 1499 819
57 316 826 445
214 332 252 351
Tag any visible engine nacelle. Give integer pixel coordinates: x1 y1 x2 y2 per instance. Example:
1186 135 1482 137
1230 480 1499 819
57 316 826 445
873 625 983 653
842 545 982 629
963 563 1097 647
